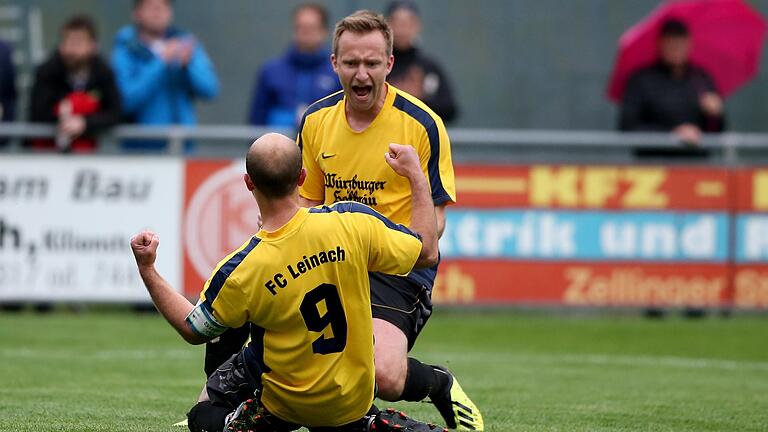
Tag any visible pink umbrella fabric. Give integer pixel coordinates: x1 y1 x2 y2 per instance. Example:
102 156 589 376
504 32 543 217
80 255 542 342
607 0 767 102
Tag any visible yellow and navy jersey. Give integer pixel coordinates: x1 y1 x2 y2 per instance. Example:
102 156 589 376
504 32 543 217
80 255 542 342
298 84 455 288
185 203 422 428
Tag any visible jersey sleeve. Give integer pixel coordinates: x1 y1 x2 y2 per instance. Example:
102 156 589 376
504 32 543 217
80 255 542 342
198 270 249 329
186 239 258 337
298 114 326 202
367 219 422 275
419 115 457 206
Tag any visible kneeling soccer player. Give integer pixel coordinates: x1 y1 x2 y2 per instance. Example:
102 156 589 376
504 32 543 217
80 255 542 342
131 133 447 432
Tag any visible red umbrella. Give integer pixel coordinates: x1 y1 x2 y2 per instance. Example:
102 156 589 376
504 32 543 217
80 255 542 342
607 0 767 102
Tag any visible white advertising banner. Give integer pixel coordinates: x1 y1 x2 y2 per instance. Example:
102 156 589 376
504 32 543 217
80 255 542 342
0 156 182 302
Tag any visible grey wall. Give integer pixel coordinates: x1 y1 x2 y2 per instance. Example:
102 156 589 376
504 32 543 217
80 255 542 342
18 0 768 131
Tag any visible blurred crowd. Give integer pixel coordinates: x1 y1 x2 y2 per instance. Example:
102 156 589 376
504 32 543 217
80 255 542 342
0 0 740 154
0 0 459 154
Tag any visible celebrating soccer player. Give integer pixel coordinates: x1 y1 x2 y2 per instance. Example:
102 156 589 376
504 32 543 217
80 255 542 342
131 133 447 431
298 10 482 431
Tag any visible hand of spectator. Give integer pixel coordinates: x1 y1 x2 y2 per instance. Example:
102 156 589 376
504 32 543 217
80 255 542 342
160 39 181 63
673 123 702 145
59 115 86 139
700 92 723 117
176 38 195 66
392 66 425 98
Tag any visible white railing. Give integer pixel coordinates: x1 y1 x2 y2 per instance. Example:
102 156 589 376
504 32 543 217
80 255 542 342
1 123 767 163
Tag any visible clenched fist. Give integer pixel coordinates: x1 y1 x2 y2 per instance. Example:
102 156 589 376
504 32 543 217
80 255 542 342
130 230 160 268
384 143 422 181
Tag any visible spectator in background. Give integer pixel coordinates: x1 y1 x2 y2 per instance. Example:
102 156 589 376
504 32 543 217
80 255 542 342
386 0 458 123
0 39 16 148
111 0 218 152
247 3 340 128
0 39 16 124
28 15 121 153
619 19 724 149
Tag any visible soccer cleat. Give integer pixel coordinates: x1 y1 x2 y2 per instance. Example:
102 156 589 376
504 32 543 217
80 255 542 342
223 399 270 432
370 408 448 432
429 367 484 430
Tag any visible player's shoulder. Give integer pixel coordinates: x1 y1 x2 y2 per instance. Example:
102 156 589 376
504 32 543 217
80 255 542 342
300 90 345 125
212 236 262 278
389 85 444 130
309 201 409 233
309 201 381 217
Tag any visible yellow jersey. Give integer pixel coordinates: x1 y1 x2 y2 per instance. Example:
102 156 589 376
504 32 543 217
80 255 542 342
298 84 455 289
298 84 456 224
186 203 422 427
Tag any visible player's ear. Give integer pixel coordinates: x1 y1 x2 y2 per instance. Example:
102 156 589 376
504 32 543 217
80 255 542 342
386 54 394 74
244 173 255 191
297 168 307 187
331 54 338 72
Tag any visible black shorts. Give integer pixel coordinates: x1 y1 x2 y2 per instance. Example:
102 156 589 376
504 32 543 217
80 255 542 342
204 324 251 377
206 350 265 411
369 272 433 351
206 350 375 432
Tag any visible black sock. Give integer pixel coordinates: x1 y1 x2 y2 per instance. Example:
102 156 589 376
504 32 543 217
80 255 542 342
400 358 451 402
186 401 232 432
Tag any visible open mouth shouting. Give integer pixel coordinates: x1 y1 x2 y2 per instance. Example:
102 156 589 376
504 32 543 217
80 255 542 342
351 84 373 103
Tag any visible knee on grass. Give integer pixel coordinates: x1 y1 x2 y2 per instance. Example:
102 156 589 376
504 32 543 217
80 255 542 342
187 401 231 432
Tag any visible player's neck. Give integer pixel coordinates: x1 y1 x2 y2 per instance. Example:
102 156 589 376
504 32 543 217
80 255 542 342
257 196 301 233
345 83 388 132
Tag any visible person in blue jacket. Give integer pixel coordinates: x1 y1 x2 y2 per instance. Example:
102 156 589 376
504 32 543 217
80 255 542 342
111 0 219 152
248 3 340 129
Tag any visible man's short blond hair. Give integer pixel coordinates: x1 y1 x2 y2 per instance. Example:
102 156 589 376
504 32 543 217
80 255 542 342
332 10 393 57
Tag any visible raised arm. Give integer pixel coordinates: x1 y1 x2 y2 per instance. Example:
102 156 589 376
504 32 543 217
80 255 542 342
130 231 209 345
385 143 438 268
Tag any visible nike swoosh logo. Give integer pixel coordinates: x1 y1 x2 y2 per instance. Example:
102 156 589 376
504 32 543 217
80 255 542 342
321 153 336 159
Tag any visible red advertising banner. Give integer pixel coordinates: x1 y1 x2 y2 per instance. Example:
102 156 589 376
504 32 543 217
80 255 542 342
734 168 768 212
182 160 260 298
181 161 768 309
433 261 731 308
454 165 730 210
733 265 768 308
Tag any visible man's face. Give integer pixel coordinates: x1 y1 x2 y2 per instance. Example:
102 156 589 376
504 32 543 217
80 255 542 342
332 30 394 113
59 29 97 69
294 8 327 53
659 35 690 67
134 0 173 36
388 8 420 51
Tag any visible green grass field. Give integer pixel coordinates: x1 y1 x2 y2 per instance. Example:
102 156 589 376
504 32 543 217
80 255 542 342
1 310 767 431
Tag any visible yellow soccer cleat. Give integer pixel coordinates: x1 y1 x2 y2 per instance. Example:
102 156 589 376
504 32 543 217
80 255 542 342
429 367 484 431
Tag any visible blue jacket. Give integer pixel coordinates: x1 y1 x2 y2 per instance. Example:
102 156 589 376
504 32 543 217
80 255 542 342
111 25 219 150
248 44 340 128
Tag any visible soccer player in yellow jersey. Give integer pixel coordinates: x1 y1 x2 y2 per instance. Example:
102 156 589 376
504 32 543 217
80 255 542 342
130 133 447 432
298 10 483 431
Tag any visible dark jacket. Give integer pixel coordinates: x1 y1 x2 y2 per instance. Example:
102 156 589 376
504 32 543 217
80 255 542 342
248 44 340 128
390 46 458 123
29 51 122 134
0 40 16 122
619 62 724 132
